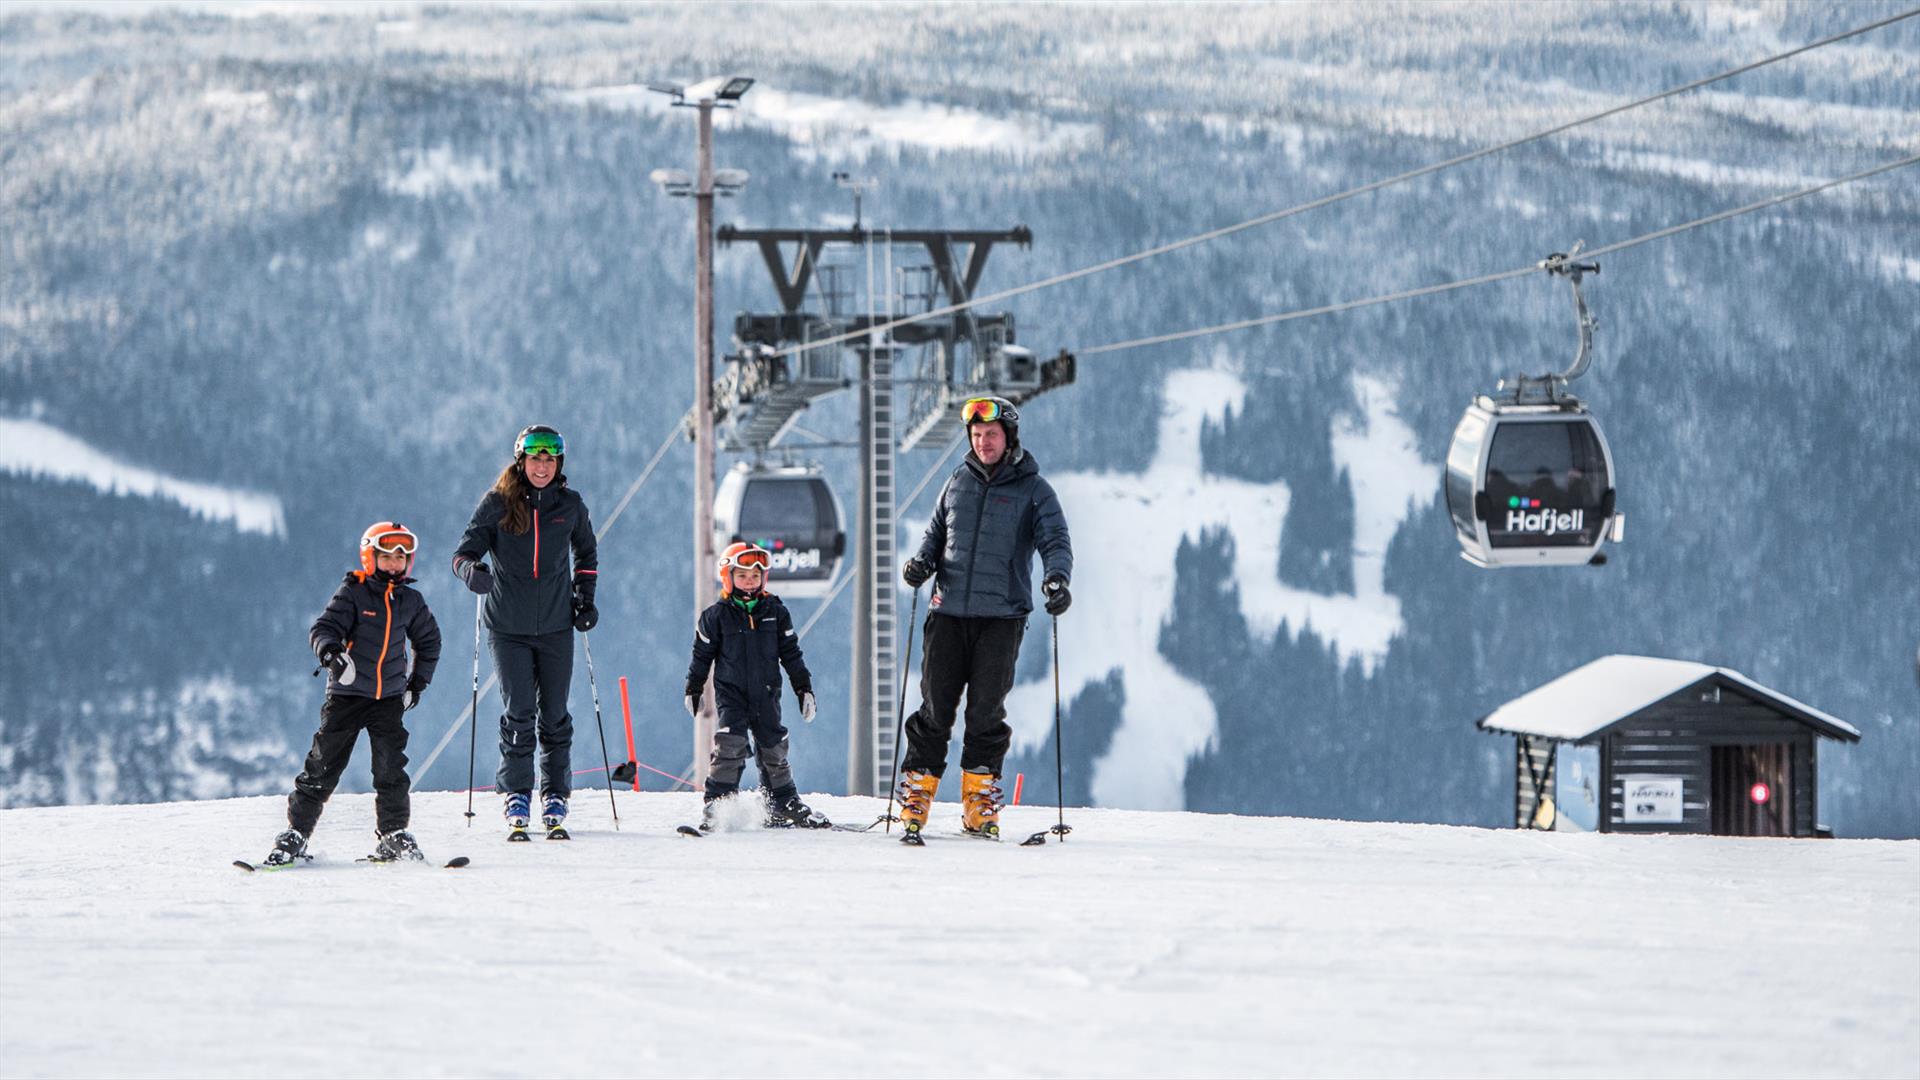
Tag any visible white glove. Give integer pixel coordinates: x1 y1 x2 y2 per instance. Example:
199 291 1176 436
684 693 699 719
799 691 817 723
334 653 357 688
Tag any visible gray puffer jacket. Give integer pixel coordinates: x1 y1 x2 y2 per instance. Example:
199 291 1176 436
913 449 1072 619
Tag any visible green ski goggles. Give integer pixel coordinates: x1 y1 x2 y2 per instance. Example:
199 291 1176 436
515 430 565 459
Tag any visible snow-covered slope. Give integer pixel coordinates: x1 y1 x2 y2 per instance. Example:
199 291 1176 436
2 793 1914 1078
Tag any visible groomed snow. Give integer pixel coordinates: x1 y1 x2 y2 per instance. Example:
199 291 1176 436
2 792 1914 1079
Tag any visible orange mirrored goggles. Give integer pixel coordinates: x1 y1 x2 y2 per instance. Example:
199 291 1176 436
720 545 772 572
960 398 1005 424
365 529 418 555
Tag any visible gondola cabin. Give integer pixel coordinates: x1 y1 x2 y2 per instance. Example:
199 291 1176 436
1477 655 1861 836
1445 399 1620 568
713 462 846 598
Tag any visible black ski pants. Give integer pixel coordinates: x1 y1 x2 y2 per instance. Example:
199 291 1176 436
491 628 575 799
901 612 1025 778
288 693 410 836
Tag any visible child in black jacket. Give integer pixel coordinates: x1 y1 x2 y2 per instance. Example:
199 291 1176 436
256 522 441 868
685 542 826 831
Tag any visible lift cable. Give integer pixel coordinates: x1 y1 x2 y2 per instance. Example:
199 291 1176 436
1075 152 1920 359
416 10 1918 784
756 7 1919 363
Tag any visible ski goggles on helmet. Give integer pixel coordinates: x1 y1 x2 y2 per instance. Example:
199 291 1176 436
515 429 565 459
719 544 773 572
363 526 418 555
960 397 1007 424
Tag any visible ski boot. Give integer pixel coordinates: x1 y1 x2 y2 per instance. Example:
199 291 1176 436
542 795 570 840
369 830 425 863
764 792 830 829
505 791 532 841
896 769 939 846
261 829 310 869
698 794 723 833
961 768 1003 841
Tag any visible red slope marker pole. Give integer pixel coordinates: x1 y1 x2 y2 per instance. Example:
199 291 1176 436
619 676 639 791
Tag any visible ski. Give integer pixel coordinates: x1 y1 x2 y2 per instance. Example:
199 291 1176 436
507 827 531 842
357 855 472 868
676 824 706 837
237 856 470 870
546 826 571 841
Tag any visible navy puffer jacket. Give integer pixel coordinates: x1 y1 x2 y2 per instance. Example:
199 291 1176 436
912 450 1072 619
686 593 812 728
452 482 598 636
309 573 442 701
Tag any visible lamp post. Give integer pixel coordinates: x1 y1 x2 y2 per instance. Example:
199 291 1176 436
651 75 752 789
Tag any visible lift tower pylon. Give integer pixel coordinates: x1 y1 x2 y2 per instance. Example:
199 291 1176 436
717 224 1072 798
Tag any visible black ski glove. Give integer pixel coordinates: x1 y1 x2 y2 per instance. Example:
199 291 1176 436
316 642 357 686
572 600 599 633
402 675 428 711
1043 576 1071 616
462 560 494 596
902 557 933 589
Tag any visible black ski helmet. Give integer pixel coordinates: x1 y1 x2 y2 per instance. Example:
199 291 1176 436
514 424 565 466
961 396 1020 453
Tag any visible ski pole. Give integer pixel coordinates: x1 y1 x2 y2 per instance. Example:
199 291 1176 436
1023 614 1072 846
882 586 921 833
465 594 481 827
581 634 620 830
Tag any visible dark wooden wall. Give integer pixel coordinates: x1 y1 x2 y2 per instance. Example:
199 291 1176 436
1601 679 1819 836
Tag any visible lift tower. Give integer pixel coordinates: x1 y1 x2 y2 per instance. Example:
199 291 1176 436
716 225 1075 797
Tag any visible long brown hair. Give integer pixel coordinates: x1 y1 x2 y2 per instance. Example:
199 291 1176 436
492 462 532 534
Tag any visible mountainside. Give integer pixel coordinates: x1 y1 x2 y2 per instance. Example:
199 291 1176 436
1 3 1916 836
1 792 1916 1078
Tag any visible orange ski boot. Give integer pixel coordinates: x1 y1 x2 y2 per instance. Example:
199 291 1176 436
961 768 1003 841
896 769 939 846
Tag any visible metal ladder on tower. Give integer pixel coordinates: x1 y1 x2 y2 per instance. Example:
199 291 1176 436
865 342 899 798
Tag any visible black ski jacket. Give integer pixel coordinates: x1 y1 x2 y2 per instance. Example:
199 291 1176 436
309 572 442 701
912 450 1073 619
451 482 598 636
686 594 812 729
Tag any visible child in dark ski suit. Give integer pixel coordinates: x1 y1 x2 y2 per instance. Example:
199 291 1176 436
259 522 441 867
685 542 827 831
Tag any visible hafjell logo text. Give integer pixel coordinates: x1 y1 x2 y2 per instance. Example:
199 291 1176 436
1505 508 1584 535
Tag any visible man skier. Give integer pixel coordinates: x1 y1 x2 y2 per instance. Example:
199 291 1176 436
896 396 1073 843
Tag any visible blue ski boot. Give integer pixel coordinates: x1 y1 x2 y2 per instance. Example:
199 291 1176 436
542 795 570 840
505 791 532 842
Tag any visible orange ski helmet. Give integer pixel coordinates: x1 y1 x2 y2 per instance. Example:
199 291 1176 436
359 522 419 578
716 541 772 595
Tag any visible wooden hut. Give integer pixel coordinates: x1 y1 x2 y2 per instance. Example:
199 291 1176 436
1477 655 1860 836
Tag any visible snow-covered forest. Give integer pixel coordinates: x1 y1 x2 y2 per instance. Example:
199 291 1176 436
1 2 1916 837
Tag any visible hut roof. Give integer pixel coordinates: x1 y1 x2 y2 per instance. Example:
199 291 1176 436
1476 654 1861 743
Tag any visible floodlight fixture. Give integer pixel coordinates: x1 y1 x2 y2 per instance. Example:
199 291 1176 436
650 167 694 196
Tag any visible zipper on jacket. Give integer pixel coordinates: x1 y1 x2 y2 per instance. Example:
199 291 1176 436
532 508 540 579
375 583 395 698
962 473 991 613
